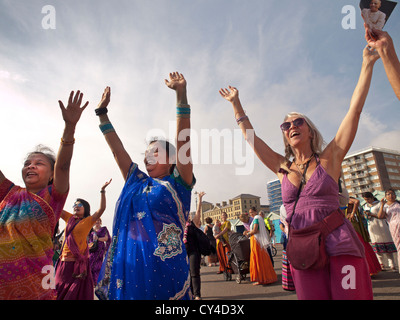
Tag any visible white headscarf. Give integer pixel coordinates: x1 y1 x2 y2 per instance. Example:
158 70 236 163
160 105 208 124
250 215 271 251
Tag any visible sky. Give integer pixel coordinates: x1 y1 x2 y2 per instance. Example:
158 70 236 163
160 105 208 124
0 0 399 233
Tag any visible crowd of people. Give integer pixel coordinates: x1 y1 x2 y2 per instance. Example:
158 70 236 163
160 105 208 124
0 25 399 300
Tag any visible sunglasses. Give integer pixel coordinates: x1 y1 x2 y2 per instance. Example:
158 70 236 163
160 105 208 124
73 203 83 208
280 118 306 131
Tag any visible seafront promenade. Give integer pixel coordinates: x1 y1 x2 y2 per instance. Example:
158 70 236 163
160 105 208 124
200 244 400 300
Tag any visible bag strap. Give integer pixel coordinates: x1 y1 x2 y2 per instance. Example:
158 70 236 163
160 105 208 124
289 158 311 226
320 209 345 236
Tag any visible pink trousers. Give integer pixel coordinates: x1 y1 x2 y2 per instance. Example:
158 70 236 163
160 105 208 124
290 255 373 300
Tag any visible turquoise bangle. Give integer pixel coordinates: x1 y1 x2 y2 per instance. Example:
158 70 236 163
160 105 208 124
177 104 190 118
99 121 115 134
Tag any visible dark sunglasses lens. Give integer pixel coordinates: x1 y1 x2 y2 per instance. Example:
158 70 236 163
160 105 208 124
280 122 291 131
294 118 305 127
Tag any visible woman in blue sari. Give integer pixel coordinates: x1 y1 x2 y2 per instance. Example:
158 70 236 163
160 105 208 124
94 72 195 300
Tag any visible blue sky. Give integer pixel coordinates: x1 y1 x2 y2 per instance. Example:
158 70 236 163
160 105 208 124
1 0 399 231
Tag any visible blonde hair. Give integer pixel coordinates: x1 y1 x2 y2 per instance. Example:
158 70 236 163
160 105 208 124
282 112 325 162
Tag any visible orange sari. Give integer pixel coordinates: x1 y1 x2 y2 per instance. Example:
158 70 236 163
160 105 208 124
249 216 277 285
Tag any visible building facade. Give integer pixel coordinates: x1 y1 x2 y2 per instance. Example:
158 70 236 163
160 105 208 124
266 179 283 213
342 146 400 198
201 194 261 225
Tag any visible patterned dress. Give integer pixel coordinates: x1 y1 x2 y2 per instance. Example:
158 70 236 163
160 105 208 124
363 201 396 268
89 226 111 284
383 202 400 271
95 163 195 300
0 179 67 300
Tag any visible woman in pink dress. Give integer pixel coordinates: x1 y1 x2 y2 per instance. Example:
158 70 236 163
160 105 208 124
219 46 379 299
378 189 400 272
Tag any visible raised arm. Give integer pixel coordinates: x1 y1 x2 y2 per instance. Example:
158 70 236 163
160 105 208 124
219 86 286 178
322 46 379 180
192 191 205 228
96 87 133 180
377 198 387 219
365 27 400 100
55 91 88 194
91 179 112 222
165 72 193 186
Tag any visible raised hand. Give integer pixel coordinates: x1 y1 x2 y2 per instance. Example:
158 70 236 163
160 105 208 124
363 45 380 65
219 86 239 103
364 23 392 51
97 86 111 110
101 178 112 191
165 72 187 92
58 90 89 126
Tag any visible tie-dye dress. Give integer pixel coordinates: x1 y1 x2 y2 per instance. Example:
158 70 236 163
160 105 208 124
0 179 67 300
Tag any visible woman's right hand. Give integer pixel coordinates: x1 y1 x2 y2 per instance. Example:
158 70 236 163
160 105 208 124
58 90 89 126
101 178 112 191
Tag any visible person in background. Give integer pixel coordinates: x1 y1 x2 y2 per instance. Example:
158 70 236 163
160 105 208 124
346 197 381 276
0 90 87 300
56 179 112 300
214 212 232 275
378 189 400 272
280 205 295 291
362 191 396 271
88 218 111 285
184 191 205 300
244 210 277 286
204 217 218 267
239 212 253 231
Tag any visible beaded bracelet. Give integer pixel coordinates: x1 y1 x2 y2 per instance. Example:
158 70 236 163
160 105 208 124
61 138 75 145
99 121 115 135
236 115 249 125
177 104 190 118
95 107 108 116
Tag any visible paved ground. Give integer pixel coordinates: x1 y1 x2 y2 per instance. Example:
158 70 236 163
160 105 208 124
200 244 400 300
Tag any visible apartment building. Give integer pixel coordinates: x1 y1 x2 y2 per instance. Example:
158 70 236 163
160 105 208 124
342 146 400 198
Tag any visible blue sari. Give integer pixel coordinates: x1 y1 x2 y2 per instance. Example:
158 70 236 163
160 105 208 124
95 163 195 300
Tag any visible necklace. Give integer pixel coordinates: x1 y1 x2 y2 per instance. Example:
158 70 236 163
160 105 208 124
294 154 314 185
295 154 314 170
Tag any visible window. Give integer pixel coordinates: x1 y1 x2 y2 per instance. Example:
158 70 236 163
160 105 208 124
385 160 397 166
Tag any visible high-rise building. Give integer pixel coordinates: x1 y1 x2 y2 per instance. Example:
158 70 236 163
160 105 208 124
266 179 283 213
342 146 400 198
